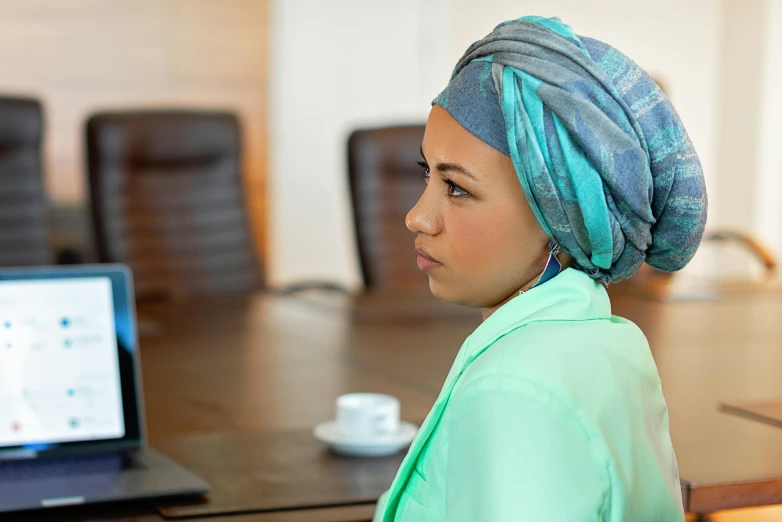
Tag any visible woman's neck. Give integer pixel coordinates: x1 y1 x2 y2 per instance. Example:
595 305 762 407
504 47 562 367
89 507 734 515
480 275 537 320
480 252 573 320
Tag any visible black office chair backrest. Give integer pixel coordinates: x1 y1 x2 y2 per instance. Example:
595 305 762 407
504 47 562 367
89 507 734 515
348 125 427 290
0 96 49 266
86 110 262 298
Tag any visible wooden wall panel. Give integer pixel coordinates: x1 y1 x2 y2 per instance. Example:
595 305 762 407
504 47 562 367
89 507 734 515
0 0 269 262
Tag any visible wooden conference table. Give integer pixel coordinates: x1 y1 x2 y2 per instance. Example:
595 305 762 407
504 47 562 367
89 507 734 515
14 281 782 520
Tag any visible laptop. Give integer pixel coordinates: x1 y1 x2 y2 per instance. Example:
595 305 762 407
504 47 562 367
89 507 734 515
0 264 209 514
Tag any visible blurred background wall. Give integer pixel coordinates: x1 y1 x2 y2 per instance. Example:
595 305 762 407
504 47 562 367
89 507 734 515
269 0 450 289
1 0 780 288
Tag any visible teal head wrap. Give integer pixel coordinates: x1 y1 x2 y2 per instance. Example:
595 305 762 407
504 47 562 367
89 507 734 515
434 16 708 283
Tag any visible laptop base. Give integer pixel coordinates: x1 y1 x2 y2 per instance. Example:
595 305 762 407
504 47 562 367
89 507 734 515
0 446 208 514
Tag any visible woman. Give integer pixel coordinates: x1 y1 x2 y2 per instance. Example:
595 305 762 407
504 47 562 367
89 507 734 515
373 16 707 522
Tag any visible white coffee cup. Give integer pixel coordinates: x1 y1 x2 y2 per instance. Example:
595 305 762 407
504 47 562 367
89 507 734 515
336 393 400 441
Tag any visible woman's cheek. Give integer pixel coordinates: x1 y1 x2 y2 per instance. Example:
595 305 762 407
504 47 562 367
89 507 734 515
448 212 505 271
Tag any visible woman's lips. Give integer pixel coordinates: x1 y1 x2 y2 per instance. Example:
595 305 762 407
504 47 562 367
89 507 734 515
416 247 443 272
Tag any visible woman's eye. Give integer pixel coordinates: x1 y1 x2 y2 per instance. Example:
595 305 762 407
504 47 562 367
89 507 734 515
445 179 469 197
417 160 469 198
417 161 430 183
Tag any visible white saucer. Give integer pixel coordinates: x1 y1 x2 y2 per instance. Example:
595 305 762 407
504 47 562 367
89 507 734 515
313 421 418 457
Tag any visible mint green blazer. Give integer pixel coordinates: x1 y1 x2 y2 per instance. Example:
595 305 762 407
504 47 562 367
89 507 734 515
373 268 685 521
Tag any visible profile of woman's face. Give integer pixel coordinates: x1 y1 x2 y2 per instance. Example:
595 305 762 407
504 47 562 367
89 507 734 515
406 105 551 309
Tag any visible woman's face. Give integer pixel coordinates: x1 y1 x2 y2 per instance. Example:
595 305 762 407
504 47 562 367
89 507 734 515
406 105 551 309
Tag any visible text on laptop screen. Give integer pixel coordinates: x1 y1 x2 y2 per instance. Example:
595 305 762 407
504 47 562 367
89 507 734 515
0 277 125 447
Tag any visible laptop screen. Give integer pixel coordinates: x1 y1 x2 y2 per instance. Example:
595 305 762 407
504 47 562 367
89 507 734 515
0 277 125 447
0 265 143 456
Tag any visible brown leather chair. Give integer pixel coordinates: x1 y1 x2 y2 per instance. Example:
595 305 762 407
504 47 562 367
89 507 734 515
348 125 427 290
86 110 262 298
0 96 49 266
702 229 777 279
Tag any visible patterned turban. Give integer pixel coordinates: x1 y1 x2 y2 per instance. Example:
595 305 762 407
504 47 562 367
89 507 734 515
434 16 708 283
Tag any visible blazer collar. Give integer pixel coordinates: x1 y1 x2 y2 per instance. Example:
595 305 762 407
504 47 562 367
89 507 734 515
466 268 611 358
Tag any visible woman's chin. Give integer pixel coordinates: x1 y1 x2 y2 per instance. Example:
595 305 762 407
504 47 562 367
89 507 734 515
427 277 453 302
428 278 475 307
428 277 517 310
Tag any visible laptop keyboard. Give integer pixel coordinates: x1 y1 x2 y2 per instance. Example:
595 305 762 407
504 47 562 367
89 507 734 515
0 453 141 482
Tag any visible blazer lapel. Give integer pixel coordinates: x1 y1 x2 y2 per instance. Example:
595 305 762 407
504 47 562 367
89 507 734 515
380 350 466 522
380 324 521 521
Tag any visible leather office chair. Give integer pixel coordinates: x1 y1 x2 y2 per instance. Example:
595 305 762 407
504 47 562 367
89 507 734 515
0 96 49 266
348 125 427 291
86 110 262 298
701 229 777 280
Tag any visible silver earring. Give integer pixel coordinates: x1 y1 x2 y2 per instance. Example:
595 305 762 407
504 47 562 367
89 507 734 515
519 241 563 295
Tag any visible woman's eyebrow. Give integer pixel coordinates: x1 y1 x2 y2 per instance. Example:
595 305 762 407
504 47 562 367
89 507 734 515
419 146 477 181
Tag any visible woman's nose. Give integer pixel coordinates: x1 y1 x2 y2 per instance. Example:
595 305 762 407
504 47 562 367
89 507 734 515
405 187 441 236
